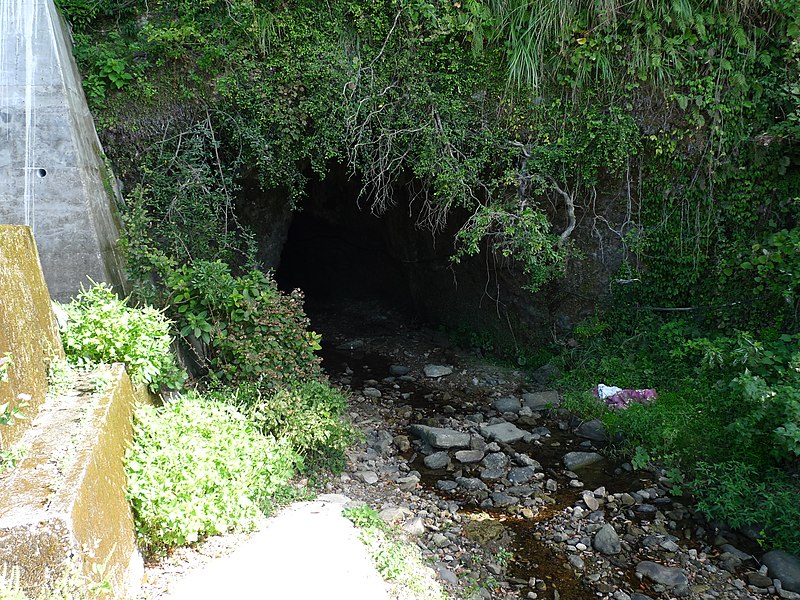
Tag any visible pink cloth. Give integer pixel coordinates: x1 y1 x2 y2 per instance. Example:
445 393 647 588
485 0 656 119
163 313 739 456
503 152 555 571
593 385 657 409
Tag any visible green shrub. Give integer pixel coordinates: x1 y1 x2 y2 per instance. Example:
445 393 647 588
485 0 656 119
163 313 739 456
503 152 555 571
59 283 185 392
692 461 800 553
125 392 300 556
161 261 322 387
224 380 356 472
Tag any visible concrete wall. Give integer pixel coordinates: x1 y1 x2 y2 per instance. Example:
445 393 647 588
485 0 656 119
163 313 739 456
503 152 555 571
0 0 127 301
0 225 63 451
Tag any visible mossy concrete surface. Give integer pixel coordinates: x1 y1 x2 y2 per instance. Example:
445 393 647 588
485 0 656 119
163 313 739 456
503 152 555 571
0 364 148 599
0 225 63 451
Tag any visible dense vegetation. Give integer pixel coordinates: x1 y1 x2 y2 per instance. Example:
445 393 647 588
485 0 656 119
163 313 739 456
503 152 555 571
56 0 799 552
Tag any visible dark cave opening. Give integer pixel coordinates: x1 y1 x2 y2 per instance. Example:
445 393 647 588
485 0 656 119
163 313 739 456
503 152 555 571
236 164 554 351
274 173 420 318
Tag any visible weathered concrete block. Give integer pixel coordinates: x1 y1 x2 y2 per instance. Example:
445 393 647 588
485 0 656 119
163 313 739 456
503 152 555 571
0 226 63 450
0 364 147 599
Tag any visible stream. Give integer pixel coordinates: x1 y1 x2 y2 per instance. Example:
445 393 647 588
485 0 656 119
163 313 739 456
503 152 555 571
313 300 775 600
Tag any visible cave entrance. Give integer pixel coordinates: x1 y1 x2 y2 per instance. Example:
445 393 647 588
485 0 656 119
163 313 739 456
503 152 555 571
273 165 442 327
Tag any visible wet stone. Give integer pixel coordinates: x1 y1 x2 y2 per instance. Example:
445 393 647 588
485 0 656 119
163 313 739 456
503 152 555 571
494 397 522 414
436 480 458 492
424 364 453 378
563 451 604 470
576 419 608 441
363 387 382 398
424 451 451 470
409 424 471 449
456 477 489 492
491 492 519 507
389 364 410 376
454 449 484 463
636 561 689 587
508 466 537 485
479 422 528 444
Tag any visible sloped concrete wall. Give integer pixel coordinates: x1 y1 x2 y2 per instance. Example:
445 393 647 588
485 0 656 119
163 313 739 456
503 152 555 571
0 0 127 301
0 365 146 599
0 225 63 451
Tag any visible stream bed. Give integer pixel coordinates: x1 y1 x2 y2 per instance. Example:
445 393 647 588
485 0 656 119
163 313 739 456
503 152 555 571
314 301 778 600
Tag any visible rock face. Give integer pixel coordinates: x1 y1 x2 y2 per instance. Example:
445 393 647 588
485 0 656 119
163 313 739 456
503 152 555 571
409 425 470 449
635 561 688 588
763 550 800 593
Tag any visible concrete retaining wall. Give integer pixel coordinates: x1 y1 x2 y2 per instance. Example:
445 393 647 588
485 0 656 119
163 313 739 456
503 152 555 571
0 0 127 301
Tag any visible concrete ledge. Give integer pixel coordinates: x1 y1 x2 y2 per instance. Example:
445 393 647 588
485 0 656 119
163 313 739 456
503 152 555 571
0 364 150 599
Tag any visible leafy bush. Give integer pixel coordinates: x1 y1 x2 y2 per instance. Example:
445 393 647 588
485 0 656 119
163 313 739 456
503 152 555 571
59 284 185 392
559 310 800 552
126 392 300 556
160 261 321 387
224 380 356 472
692 461 800 552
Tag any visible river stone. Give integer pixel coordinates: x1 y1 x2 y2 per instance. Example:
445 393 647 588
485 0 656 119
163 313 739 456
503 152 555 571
397 475 419 491
569 554 586 570
582 490 600 511
357 471 379 484
379 506 413 524
480 422 528 444
456 477 489 492
424 364 453 378
593 523 621 555
436 480 458 492
409 424 470 449
389 364 410 376
494 397 522 413
631 595 654 600
424 451 451 470
635 561 689 587
455 449 485 463
522 390 561 410
368 430 394 454
747 572 774 588
491 491 519 507
480 452 509 481
508 466 537 485
533 363 561 385
563 451 604 470
576 419 608 442
763 550 800 592
718 544 754 562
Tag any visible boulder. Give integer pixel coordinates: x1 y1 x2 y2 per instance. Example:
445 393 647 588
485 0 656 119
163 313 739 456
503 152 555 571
576 419 608 442
521 391 561 411
494 397 522 414
423 451 451 470
409 424 470 449
763 550 800 593
635 561 688 587
479 422 528 444
423 365 453 378
593 524 621 555
563 451 604 470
